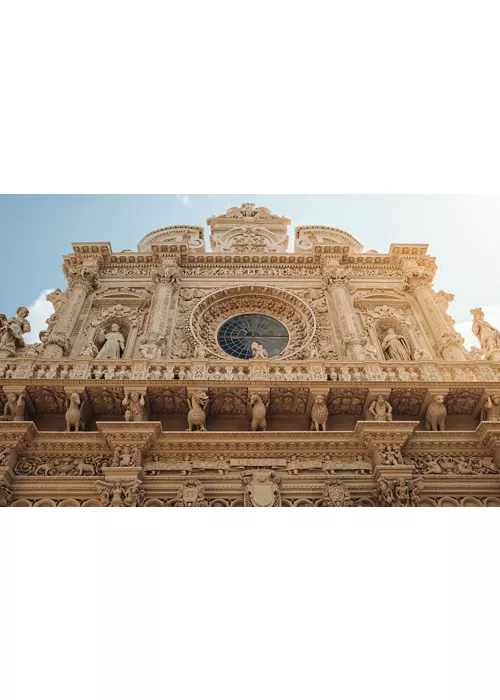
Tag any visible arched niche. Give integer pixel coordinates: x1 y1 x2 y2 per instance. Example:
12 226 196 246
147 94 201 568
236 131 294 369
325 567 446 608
59 499 81 507
34 499 57 507
82 499 102 507
144 498 164 507
374 317 415 362
93 317 133 360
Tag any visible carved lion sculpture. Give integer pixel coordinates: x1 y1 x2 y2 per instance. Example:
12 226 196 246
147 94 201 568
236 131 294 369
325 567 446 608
425 395 447 432
65 392 83 432
310 395 328 432
249 394 268 432
187 391 209 432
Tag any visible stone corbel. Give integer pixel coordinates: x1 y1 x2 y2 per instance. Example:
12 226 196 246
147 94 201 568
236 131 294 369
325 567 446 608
476 422 500 469
96 421 162 481
0 421 38 492
354 420 419 472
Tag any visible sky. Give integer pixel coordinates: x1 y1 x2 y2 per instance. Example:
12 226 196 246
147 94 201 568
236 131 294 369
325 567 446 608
0 194 499 348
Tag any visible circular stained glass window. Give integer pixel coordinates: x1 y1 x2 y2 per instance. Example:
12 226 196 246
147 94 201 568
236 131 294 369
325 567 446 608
218 314 289 360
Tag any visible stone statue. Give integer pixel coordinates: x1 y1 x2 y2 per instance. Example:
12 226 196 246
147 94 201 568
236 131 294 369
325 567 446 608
425 395 447 431
381 327 412 362
46 288 66 313
471 308 500 360
123 391 146 422
483 395 500 422
249 393 268 431
413 346 432 361
96 323 125 360
364 344 378 360
310 395 328 432
65 392 84 432
186 391 209 431
80 341 98 358
468 346 484 361
1 392 20 421
368 396 393 422
0 307 31 356
251 342 268 359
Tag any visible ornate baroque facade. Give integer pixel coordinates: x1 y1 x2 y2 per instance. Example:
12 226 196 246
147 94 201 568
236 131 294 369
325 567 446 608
2 202 500 507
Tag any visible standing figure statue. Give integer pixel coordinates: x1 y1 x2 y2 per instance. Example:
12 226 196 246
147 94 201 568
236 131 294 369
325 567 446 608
381 327 412 362
96 323 125 360
471 308 500 360
0 307 31 356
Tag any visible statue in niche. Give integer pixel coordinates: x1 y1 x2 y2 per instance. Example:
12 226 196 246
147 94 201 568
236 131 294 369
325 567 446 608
96 323 125 360
471 308 500 359
381 327 412 362
0 307 31 356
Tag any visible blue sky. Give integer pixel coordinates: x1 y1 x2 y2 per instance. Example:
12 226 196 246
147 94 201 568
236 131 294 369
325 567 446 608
0 195 499 347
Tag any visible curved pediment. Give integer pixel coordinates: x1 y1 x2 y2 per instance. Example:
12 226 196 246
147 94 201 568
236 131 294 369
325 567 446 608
295 226 363 253
137 226 205 252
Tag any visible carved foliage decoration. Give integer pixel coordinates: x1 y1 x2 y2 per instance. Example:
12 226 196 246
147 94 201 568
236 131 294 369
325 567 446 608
208 388 248 415
269 388 309 414
87 387 125 414
27 387 67 413
148 387 189 414
327 388 368 415
445 389 483 415
389 389 427 416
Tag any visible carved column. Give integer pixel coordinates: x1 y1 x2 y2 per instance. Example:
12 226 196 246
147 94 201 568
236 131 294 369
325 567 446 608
144 259 179 356
403 266 466 361
324 271 365 361
42 261 99 359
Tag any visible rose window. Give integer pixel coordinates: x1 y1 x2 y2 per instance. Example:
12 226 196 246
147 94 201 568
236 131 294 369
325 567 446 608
218 314 289 359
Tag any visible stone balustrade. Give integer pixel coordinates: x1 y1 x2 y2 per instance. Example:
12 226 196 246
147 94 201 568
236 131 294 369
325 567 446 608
1 358 499 384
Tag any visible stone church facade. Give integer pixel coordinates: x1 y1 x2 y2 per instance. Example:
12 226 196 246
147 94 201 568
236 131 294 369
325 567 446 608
1 202 500 507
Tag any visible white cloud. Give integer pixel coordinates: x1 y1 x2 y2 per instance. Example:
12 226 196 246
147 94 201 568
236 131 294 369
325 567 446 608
24 289 55 344
455 304 500 350
175 194 192 207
